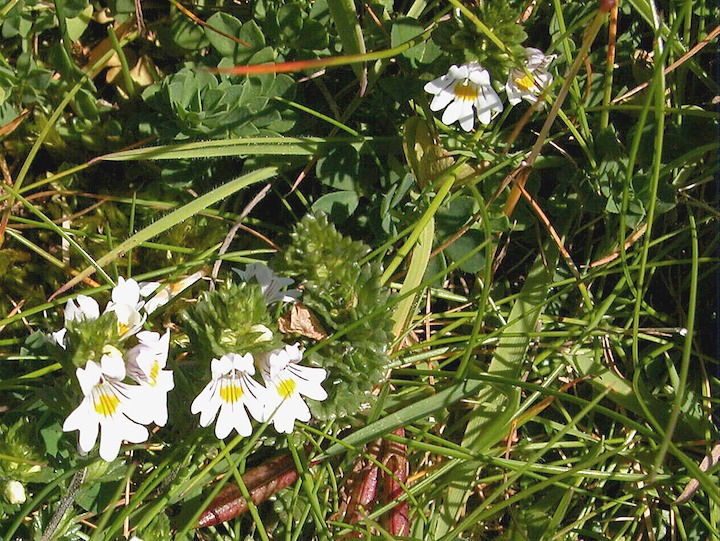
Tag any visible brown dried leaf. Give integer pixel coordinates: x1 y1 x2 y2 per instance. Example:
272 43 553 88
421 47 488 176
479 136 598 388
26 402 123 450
278 303 328 341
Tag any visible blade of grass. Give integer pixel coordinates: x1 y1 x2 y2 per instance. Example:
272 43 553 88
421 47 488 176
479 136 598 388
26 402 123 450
326 0 367 91
94 136 400 162
391 216 433 343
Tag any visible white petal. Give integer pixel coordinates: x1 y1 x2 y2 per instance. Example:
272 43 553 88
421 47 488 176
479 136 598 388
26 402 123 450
216 402 251 438
98 415 147 461
49 328 67 349
229 352 255 375
442 99 467 127
475 87 503 125
211 356 233 379
424 73 454 95
76 361 103 396
112 277 141 307
272 395 310 434
448 64 468 80
77 420 100 454
100 348 127 380
467 66 490 86
241 375 267 422
191 380 217 414
119 384 157 425
295 379 328 402
64 400 100 453
138 281 160 297
65 295 100 323
429 89 456 112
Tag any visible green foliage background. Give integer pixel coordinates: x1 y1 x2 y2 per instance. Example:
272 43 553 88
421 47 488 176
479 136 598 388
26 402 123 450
0 0 718 539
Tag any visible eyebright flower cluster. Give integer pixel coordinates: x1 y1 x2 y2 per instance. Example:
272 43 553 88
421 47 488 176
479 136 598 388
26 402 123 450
424 47 555 131
191 264 327 437
51 277 176 462
191 343 328 437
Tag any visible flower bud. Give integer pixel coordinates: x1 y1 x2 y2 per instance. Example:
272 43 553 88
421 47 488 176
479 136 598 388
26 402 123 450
4 480 26 505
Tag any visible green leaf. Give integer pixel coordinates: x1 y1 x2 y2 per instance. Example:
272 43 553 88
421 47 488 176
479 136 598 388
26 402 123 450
320 378 486 459
436 196 486 273
391 17 440 66
312 191 360 222
315 144 359 191
66 3 92 41
204 12 243 58
39 421 63 458
391 216 433 339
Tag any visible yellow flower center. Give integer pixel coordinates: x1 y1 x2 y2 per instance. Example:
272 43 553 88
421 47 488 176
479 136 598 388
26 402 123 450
149 362 159 387
94 387 120 416
220 379 243 404
118 322 129 336
277 378 296 399
453 81 479 101
514 74 536 92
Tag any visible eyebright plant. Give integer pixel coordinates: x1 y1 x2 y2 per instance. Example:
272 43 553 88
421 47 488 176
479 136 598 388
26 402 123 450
277 213 394 421
46 278 175 462
505 47 556 106
423 1 556 131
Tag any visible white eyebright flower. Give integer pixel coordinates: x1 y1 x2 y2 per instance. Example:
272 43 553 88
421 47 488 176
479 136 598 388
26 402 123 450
505 47 556 106
424 63 504 131
190 353 267 439
140 271 204 314
49 295 101 348
63 346 153 462
125 330 175 427
105 277 146 338
233 263 300 305
260 343 328 434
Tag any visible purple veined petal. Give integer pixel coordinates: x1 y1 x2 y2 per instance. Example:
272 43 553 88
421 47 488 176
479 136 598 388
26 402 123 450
241 374 267 422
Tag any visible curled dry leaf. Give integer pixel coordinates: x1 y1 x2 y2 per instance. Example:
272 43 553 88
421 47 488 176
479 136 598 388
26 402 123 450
277 303 328 341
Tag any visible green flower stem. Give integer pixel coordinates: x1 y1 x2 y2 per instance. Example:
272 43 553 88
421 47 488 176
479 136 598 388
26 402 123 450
381 174 455 284
550 0 592 139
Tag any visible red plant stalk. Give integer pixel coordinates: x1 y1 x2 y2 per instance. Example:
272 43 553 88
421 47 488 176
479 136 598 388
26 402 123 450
337 440 382 539
197 453 298 527
381 428 409 537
